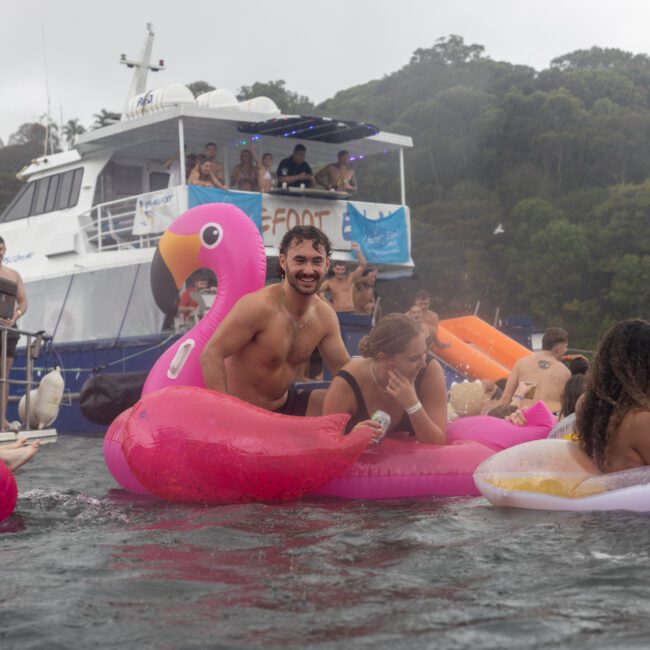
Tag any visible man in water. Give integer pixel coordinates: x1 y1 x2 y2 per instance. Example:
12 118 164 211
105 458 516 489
315 150 358 193
501 326 571 414
0 237 28 429
319 243 367 312
412 290 450 350
200 226 350 416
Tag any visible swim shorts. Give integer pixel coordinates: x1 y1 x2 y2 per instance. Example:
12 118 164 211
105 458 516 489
0 326 19 358
274 388 311 417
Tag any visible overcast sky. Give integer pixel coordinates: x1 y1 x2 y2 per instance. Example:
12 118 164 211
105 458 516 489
2 0 650 143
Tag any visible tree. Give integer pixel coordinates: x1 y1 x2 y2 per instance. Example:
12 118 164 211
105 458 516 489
92 109 121 129
187 81 215 98
237 80 314 114
8 120 60 153
61 118 86 149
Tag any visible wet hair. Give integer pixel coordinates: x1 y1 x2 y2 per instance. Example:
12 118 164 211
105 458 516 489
542 327 568 351
277 226 332 278
491 378 508 401
362 266 377 277
576 319 650 470
569 355 589 375
293 144 306 153
358 313 421 358
560 374 587 419
415 290 430 301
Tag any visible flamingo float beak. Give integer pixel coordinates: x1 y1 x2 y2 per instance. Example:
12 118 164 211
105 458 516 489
151 230 202 316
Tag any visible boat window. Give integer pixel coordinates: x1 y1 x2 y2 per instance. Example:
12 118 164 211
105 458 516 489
55 170 75 210
149 172 169 192
119 262 165 337
32 177 50 215
54 266 138 343
69 168 83 206
44 175 60 213
19 275 73 342
2 182 35 222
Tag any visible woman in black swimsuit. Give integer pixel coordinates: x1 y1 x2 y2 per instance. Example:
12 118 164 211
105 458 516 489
322 313 447 444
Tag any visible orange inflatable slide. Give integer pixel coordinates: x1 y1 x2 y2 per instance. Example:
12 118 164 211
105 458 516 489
437 316 532 382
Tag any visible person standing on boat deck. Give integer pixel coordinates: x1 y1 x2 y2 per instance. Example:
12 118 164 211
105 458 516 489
276 144 315 188
256 152 275 192
323 313 447 444
200 226 350 417
164 152 197 188
319 243 367 313
500 326 571 415
412 290 450 350
353 267 378 315
0 237 28 429
203 142 226 187
230 149 259 192
315 150 358 193
188 156 227 190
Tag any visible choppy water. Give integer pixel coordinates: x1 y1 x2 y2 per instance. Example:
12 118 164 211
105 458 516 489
2 436 650 649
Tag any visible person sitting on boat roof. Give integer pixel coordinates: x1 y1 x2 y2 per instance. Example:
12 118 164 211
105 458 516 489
319 243 367 313
188 155 228 190
203 142 226 187
276 144 315 189
200 225 351 417
315 150 357 193
230 149 259 192
322 313 447 444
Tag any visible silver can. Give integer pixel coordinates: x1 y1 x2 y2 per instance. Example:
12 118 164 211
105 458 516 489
371 410 391 444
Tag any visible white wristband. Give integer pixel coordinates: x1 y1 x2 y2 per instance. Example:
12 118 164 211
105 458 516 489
405 401 423 415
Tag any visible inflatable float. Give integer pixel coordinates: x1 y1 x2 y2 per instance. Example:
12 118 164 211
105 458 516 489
104 204 375 504
0 460 18 523
475 438 650 512
314 402 556 499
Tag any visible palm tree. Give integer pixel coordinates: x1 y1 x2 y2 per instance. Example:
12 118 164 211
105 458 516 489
61 119 86 149
92 108 121 129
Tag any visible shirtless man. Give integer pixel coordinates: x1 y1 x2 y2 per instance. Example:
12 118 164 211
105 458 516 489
319 243 367 312
0 237 28 429
353 267 377 314
204 142 226 187
200 226 350 416
315 150 357 193
501 327 571 414
413 290 450 350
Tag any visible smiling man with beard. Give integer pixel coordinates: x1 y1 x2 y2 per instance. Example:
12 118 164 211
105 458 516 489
201 226 351 416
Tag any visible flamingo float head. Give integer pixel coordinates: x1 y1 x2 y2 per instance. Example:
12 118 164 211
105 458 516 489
151 203 267 316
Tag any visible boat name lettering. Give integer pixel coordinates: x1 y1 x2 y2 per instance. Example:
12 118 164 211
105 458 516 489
138 194 174 210
261 206 330 235
5 252 34 264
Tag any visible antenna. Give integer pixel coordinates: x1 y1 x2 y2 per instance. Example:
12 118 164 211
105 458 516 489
41 24 53 155
120 23 166 114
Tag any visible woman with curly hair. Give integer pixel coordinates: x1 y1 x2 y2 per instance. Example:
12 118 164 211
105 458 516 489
576 319 650 472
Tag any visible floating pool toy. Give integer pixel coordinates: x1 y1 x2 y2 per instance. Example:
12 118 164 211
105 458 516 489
474 438 650 512
0 460 17 523
446 401 556 450
122 386 374 504
315 403 556 499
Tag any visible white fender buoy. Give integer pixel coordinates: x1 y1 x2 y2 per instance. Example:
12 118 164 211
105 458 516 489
19 367 65 429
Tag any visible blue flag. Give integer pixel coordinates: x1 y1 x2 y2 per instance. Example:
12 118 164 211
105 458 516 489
347 203 411 264
188 186 263 233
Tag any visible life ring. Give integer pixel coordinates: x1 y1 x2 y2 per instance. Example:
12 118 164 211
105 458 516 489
314 403 555 499
0 460 18 523
474 439 650 512
122 387 373 504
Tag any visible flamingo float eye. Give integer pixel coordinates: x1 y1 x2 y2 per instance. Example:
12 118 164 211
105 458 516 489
200 223 223 249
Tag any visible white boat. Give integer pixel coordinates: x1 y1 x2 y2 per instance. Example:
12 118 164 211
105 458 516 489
1 25 415 433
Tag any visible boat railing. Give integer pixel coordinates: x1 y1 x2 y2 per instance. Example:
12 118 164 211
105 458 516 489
0 325 50 432
79 189 175 252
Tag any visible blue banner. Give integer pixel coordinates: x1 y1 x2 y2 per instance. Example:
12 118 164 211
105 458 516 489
347 203 411 264
188 186 263 233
